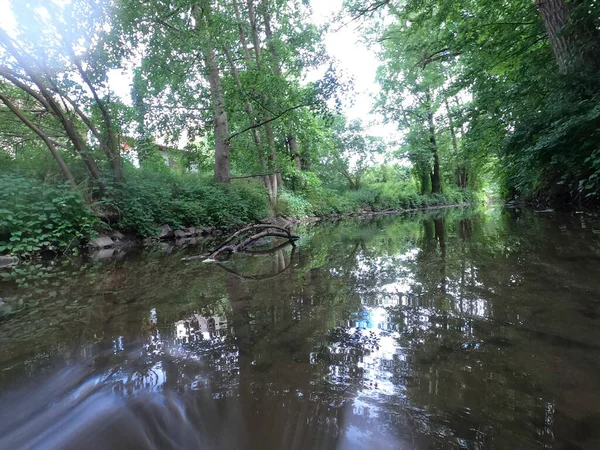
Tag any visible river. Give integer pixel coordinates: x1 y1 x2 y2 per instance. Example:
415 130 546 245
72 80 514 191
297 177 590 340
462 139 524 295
0 206 599 449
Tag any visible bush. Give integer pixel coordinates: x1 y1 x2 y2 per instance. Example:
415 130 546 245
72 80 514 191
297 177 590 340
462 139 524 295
105 169 270 236
0 171 98 256
275 190 314 218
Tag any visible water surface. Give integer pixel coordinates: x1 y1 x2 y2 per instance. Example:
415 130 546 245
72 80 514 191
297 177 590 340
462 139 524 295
1 207 600 449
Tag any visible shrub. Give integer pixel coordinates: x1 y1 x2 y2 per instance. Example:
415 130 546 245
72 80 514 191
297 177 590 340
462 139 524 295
0 171 98 256
276 190 314 218
105 169 270 236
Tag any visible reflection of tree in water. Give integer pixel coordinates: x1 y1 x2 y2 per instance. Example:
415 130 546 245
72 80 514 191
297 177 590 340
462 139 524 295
3 208 600 448
312 327 380 389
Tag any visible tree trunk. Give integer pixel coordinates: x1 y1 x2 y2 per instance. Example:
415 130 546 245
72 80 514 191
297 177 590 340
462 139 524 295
246 0 279 204
262 0 282 77
536 0 574 73
205 47 231 184
445 97 467 189
246 0 262 63
265 124 279 207
262 0 284 192
224 46 266 169
430 149 442 195
288 134 301 170
231 1 276 202
535 0 600 73
425 90 442 194
427 116 442 194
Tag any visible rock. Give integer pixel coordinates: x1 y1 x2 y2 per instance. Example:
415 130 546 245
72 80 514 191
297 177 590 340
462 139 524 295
185 227 198 236
174 229 188 239
211 229 223 237
111 230 125 241
91 248 116 261
142 237 154 246
160 243 174 254
0 256 17 268
273 217 292 230
157 224 174 240
89 236 115 249
200 227 214 237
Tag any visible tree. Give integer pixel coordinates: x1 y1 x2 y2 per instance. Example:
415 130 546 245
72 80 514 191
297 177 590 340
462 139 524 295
0 0 127 193
535 0 600 73
117 0 334 191
345 0 600 202
324 118 385 190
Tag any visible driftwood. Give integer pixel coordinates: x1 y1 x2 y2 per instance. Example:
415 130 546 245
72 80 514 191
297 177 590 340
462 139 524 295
186 224 300 261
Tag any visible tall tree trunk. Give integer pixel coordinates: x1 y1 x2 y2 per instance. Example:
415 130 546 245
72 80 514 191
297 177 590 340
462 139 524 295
426 91 442 194
262 0 284 190
445 97 466 189
288 134 301 170
247 0 278 206
193 4 231 184
430 148 442 194
445 97 459 156
205 48 231 184
232 0 275 204
246 0 262 63
536 0 600 73
265 123 279 207
536 0 575 73
224 46 266 170
262 0 282 77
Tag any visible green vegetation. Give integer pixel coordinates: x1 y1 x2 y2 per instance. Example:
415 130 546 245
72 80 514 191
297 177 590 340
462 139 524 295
106 169 271 236
0 171 97 256
345 0 600 203
1 0 597 256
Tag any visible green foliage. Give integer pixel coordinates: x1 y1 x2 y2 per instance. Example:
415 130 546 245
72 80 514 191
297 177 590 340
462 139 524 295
0 172 98 256
104 168 270 236
503 87 600 202
279 175 479 219
275 189 314 218
339 184 476 212
346 0 600 204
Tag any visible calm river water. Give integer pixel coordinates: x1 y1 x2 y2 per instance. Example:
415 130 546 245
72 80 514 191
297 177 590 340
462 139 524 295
1 206 600 449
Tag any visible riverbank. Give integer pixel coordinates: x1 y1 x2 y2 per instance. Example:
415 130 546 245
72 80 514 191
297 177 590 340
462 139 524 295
0 169 480 261
0 202 480 267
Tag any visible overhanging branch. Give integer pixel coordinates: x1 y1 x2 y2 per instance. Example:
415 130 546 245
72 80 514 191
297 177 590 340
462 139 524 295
227 102 312 142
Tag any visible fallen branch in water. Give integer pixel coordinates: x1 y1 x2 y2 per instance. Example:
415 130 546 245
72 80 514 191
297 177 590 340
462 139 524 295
185 224 300 261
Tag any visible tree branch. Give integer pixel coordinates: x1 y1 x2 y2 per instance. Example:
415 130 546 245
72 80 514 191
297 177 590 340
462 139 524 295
0 93 77 190
227 102 312 141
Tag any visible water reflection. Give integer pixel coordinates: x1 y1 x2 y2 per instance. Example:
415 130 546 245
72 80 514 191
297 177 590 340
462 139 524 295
1 207 600 449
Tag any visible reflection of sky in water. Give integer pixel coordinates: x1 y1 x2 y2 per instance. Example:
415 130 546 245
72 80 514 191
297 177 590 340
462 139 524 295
5 210 598 449
101 310 238 395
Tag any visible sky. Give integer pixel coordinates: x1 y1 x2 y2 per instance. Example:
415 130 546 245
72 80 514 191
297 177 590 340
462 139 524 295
310 0 396 138
0 0 397 141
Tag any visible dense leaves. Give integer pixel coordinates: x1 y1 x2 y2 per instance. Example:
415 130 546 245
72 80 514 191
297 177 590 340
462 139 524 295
346 0 600 204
